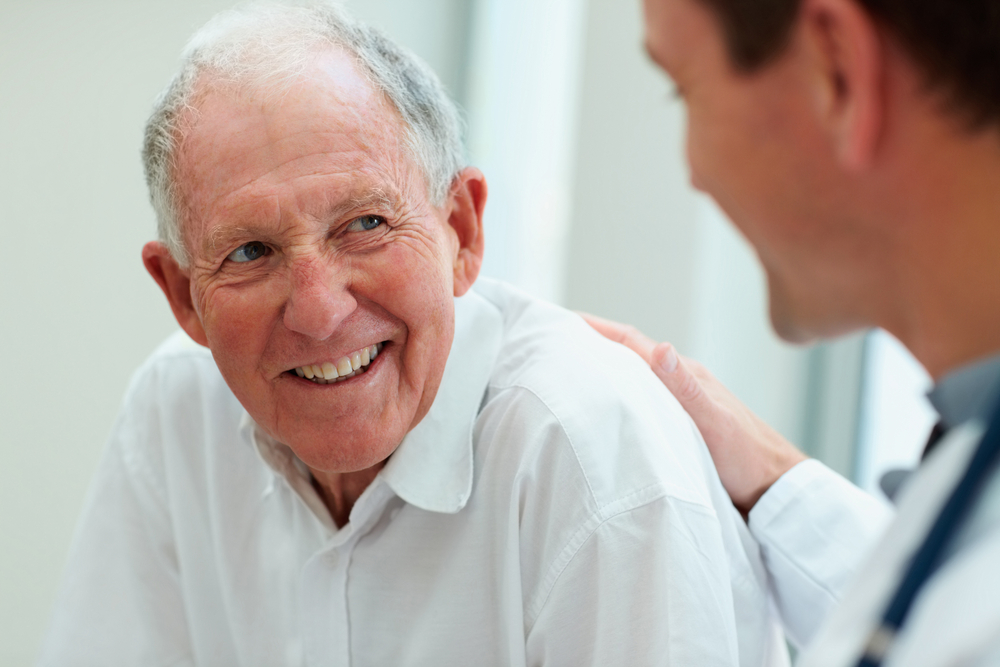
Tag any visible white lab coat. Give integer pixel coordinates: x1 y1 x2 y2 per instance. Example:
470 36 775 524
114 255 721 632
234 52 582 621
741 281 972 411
753 424 1000 666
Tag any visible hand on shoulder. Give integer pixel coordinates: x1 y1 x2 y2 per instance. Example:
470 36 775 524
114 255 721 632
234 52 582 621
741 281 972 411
580 313 807 514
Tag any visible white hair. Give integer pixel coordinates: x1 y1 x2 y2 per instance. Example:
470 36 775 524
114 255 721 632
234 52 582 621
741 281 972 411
142 1 466 265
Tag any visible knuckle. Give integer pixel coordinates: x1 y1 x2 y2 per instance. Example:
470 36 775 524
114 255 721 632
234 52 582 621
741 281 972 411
677 372 703 402
621 325 641 344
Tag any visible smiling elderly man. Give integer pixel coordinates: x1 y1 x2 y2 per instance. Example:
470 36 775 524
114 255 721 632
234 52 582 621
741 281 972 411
40 3 783 666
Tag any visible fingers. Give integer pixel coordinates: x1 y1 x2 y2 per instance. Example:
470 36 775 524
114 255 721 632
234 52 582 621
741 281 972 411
578 312 656 363
587 321 806 513
650 342 713 417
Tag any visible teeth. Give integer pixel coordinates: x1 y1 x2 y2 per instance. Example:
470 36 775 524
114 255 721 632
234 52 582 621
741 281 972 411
292 342 383 385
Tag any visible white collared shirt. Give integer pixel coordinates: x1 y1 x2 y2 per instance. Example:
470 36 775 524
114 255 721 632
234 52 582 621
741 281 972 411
40 278 785 667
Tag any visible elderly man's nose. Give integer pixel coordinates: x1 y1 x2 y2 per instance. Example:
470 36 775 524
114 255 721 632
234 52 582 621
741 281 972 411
283 263 357 340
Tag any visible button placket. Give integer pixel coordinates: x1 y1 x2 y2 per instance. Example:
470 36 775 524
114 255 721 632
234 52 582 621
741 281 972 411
300 481 399 667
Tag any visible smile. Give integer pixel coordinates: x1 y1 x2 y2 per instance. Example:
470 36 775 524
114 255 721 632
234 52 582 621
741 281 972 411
291 343 383 384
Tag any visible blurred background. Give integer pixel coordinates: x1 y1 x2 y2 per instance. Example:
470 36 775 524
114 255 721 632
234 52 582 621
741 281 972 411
0 0 936 662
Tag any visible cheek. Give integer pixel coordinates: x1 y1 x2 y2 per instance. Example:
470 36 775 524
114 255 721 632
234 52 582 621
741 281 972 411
684 89 741 185
365 242 454 370
372 226 455 295
684 119 708 192
374 245 452 325
684 103 731 196
198 281 283 362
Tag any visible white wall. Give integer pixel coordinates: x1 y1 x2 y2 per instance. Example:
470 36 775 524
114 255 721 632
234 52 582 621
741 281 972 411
564 0 816 446
0 4 232 662
564 0 701 355
464 0 587 304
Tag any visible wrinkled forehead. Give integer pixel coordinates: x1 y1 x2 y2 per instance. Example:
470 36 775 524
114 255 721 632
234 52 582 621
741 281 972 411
172 49 415 233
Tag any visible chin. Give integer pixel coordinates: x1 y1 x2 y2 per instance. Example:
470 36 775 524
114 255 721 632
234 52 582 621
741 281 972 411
283 426 401 474
766 275 826 345
768 301 812 344
767 280 867 345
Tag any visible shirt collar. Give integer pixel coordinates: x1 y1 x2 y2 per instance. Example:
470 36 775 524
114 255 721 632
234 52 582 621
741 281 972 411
240 412 338 531
379 286 503 513
928 351 1000 429
241 284 503 516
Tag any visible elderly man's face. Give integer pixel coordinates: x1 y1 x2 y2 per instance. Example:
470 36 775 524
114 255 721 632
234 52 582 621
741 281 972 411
145 50 485 474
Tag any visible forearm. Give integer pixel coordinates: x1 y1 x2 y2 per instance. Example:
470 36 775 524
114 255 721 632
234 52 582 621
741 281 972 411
748 459 893 648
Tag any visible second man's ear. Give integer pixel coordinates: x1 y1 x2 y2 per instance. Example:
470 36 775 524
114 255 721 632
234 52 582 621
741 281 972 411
801 0 885 170
445 167 487 297
141 241 209 346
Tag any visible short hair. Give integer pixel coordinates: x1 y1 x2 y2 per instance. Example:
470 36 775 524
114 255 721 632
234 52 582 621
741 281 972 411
142 1 465 265
695 0 1000 129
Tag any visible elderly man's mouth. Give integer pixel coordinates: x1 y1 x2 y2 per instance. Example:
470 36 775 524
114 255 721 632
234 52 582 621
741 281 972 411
290 343 384 384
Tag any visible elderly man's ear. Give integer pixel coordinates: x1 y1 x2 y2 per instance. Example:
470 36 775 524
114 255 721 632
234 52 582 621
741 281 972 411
142 242 210 347
446 167 487 297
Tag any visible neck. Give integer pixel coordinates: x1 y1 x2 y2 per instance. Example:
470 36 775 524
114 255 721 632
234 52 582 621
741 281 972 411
310 462 386 528
877 119 1000 380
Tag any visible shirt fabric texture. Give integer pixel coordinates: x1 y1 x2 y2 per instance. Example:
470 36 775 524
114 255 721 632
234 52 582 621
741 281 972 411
750 352 1000 666
40 278 787 667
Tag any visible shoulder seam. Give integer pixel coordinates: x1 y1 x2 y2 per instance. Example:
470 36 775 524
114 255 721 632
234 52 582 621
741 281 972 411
524 487 677 631
487 381 599 506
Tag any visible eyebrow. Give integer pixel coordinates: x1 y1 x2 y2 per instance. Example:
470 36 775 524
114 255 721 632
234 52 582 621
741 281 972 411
201 185 403 257
205 224 270 257
344 187 394 216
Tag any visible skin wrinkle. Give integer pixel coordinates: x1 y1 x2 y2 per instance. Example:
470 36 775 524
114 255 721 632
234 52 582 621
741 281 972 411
189 147 391 254
176 53 415 262
204 181 404 260
144 48 487 525
146 9 468 268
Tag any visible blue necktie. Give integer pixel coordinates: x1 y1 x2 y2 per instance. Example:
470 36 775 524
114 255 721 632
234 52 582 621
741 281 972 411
856 396 1000 666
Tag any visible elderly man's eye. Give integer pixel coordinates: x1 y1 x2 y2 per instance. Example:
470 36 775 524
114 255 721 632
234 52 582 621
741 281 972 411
346 215 386 232
227 241 269 263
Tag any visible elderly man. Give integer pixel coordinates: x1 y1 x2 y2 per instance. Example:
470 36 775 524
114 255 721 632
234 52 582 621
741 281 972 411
40 3 784 666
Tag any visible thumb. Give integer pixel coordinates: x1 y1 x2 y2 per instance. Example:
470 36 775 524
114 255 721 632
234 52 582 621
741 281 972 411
649 343 712 416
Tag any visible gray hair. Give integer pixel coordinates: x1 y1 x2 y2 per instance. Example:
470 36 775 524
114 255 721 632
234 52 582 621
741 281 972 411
142 1 466 265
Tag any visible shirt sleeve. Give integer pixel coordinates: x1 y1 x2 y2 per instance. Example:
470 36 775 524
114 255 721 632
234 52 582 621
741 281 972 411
747 459 894 649
37 373 194 667
525 497 741 667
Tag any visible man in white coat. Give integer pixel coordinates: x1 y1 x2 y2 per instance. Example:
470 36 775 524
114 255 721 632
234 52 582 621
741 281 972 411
589 0 1000 665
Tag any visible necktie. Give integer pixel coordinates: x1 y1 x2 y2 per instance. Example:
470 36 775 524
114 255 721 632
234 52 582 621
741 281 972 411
922 420 947 460
857 397 1000 666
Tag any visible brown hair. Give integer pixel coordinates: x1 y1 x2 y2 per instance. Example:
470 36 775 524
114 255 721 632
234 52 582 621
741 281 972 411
697 0 1000 127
